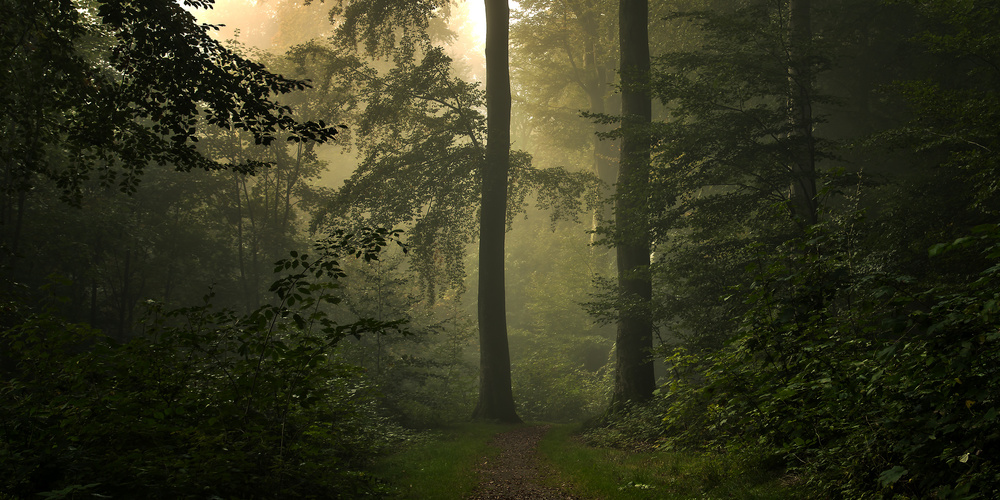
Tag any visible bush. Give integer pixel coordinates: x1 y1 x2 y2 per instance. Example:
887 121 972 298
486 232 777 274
657 223 1000 499
579 400 668 452
0 229 411 499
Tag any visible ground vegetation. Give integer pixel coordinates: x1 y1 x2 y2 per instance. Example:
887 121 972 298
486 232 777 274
3 0 1000 497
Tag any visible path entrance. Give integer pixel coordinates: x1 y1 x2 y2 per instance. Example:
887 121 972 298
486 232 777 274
467 425 582 500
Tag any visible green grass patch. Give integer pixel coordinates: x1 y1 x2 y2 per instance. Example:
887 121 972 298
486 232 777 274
537 423 804 499
373 422 520 499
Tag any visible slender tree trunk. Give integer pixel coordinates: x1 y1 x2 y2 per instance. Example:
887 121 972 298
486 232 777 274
590 91 620 255
611 0 655 408
472 0 520 423
580 10 620 203
117 248 132 341
787 0 817 225
234 175 251 311
575 7 619 246
587 73 620 239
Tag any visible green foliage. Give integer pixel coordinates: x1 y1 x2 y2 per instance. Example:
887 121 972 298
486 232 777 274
373 423 513 499
619 0 840 355
0 0 339 203
638 2 1000 496
509 336 611 422
543 423 798 499
510 0 618 168
888 0 1000 211
0 228 410 498
320 43 488 297
310 4 601 302
336 248 479 428
579 402 669 451
1 33 357 329
326 0 454 60
505 213 613 423
657 221 1000 499
1 1 353 334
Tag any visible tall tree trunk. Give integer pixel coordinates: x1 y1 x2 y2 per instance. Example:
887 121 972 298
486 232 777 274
611 0 655 407
560 4 620 250
472 0 520 423
787 0 817 225
579 9 620 231
590 86 620 254
587 66 621 250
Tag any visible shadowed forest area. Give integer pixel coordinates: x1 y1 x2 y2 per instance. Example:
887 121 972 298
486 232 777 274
1 0 999 498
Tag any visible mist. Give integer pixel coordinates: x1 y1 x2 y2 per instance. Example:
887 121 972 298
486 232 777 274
3 0 999 497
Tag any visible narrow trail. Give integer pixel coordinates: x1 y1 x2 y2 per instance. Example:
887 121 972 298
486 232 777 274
466 425 583 500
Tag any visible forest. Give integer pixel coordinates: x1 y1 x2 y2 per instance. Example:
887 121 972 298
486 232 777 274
1 0 998 498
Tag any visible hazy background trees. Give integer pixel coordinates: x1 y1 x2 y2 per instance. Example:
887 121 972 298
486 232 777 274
4 0 1000 497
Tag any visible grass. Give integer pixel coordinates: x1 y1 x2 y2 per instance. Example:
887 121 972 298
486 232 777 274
374 421 805 499
536 423 804 499
372 422 520 499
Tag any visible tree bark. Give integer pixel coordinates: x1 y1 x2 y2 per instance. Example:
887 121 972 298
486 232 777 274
579 7 620 228
586 55 620 246
472 0 520 423
611 0 655 407
787 0 817 226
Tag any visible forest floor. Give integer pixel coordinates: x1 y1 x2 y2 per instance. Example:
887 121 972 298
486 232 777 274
466 425 581 500
376 422 798 499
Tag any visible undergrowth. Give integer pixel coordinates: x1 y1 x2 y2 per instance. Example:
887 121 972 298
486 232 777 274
373 422 518 499
541 422 800 499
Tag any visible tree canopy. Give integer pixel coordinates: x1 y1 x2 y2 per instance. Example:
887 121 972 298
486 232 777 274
4 0 1000 497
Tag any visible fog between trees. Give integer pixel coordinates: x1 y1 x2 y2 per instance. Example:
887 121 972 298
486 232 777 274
2 0 1000 498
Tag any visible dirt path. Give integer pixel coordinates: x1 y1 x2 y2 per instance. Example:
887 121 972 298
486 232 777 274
466 425 583 500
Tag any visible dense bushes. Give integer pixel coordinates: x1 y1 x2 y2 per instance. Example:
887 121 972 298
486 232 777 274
587 1 1000 497
0 229 410 499
510 339 612 423
656 223 1000 498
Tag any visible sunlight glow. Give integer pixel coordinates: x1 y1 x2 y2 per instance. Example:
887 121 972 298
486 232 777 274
466 0 522 46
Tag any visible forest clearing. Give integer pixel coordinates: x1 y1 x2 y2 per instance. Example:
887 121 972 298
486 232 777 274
2 0 999 498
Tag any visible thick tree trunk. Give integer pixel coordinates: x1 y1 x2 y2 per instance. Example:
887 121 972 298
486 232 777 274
787 0 817 225
611 0 655 407
472 0 520 423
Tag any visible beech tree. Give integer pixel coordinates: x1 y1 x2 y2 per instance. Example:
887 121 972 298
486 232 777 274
631 0 835 353
0 0 338 201
0 0 341 322
320 0 594 422
511 0 620 222
610 0 655 407
472 0 520 423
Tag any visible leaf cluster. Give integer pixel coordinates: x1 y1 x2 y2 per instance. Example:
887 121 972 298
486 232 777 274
658 222 1000 498
589 1 1000 497
0 0 341 203
0 227 410 498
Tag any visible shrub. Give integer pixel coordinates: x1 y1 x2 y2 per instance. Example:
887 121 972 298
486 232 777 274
658 223 1000 498
0 229 411 499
